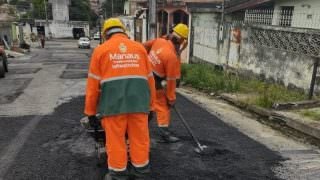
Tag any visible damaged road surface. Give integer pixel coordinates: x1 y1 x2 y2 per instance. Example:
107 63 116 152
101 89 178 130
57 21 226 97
1 39 319 180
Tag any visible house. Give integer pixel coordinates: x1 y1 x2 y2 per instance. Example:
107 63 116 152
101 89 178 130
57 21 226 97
187 0 320 94
0 4 17 47
227 0 320 30
124 0 223 62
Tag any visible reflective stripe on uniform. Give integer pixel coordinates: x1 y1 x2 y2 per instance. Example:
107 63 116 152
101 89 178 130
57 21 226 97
108 166 127 172
131 160 149 168
100 75 147 84
158 124 169 127
147 72 153 77
152 70 165 78
88 73 101 80
166 77 176 81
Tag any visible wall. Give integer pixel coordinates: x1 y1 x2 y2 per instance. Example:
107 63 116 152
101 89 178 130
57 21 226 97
49 0 70 21
191 12 220 65
0 22 12 46
120 16 135 40
190 11 319 92
35 20 90 38
237 25 318 92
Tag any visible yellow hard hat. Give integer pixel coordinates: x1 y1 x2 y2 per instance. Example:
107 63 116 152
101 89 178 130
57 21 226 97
102 18 125 34
173 23 189 39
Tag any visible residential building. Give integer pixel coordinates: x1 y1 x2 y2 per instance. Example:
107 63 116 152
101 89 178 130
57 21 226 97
187 0 320 93
0 4 17 46
33 0 90 39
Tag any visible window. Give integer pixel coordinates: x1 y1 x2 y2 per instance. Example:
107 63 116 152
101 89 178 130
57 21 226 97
279 6 294 27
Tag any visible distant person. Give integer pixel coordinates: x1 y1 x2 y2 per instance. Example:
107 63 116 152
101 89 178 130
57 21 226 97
40 34 45 48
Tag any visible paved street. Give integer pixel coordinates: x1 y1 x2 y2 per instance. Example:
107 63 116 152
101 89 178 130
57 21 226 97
0 39 320 180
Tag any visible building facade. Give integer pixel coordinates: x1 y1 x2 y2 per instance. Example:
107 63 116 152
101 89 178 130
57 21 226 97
33 0 90 38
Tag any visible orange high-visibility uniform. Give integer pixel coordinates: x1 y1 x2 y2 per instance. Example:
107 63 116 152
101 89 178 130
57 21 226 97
144 37 180 127
84 33 156 171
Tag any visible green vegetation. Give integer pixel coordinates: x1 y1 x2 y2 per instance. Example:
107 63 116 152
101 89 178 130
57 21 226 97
300 109 320 121
181 64 306 108
101 0 125 18
181 64 240 92
7 0 98 26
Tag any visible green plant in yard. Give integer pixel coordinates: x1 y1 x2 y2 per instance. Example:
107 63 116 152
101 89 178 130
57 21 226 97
181 63 307 108
182 64 240 92
300 110 320 121
254 84 305 108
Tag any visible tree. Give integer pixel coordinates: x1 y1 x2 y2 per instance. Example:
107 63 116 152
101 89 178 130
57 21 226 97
101 0 125 18
69 0 90 21
69 0 98 27
0 0 8 5
31 0 46 19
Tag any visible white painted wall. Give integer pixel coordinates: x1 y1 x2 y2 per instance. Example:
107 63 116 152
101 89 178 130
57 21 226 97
192 12 220 65
120 16 135 40
49 0 70 21
35 20 90 38
124 1 130 15
273 0 320 29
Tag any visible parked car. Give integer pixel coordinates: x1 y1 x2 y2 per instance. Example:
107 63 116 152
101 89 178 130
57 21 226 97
93 32 101 40
0 47 8 78
78 37 91 49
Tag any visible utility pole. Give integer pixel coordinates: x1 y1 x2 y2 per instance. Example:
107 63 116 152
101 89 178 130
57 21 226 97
220 0 225 26
99 15 103 44
219 0 225 41
218 0 225 54
309 58 319 99
111 0 114 16
148 0 156 40
44 0 51 38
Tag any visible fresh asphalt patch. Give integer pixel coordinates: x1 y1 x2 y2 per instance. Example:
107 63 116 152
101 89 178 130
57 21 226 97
2 95 284 180
0 78 32 104
0 116 32 152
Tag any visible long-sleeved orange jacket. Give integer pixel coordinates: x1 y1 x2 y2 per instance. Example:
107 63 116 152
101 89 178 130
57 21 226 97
144 38 180 103
85 33 156 116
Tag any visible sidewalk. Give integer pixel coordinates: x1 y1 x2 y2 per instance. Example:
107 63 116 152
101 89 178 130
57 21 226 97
179 87 320 144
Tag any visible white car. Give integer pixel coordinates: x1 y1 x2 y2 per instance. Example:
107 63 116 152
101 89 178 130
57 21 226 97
93 32 100 40
78 37 91 49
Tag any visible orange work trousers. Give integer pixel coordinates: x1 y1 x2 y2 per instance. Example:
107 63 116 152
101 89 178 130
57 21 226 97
155 90 170 127
101 113 150 171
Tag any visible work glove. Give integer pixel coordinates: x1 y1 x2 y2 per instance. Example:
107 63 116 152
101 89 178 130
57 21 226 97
148 111 155 122
167 100 176 108
88 115 100 128
176 79 181 88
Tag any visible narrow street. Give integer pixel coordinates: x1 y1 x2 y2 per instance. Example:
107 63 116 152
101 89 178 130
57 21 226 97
0 40 320 180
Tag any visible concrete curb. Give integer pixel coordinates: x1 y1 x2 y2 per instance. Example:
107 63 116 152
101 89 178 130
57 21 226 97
219 94 320 141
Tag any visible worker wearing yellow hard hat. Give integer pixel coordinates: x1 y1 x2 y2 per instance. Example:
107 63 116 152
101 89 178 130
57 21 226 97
101 18 126 41
85 17 156 180
143 23 189 143
173 23 189 39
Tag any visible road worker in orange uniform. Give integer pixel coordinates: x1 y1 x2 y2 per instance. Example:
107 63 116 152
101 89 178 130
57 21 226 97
84 18 156 180
144 23 189 143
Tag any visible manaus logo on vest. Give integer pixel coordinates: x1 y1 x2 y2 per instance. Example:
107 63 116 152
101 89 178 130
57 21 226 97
109 43 140 60
119 43 127 53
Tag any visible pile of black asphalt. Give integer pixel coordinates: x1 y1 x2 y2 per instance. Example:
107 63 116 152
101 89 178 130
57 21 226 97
2 95 284 180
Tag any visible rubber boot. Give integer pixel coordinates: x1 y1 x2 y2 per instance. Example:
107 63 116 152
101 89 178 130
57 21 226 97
104 169 130 180
128 163 150 180
158 127 180 143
